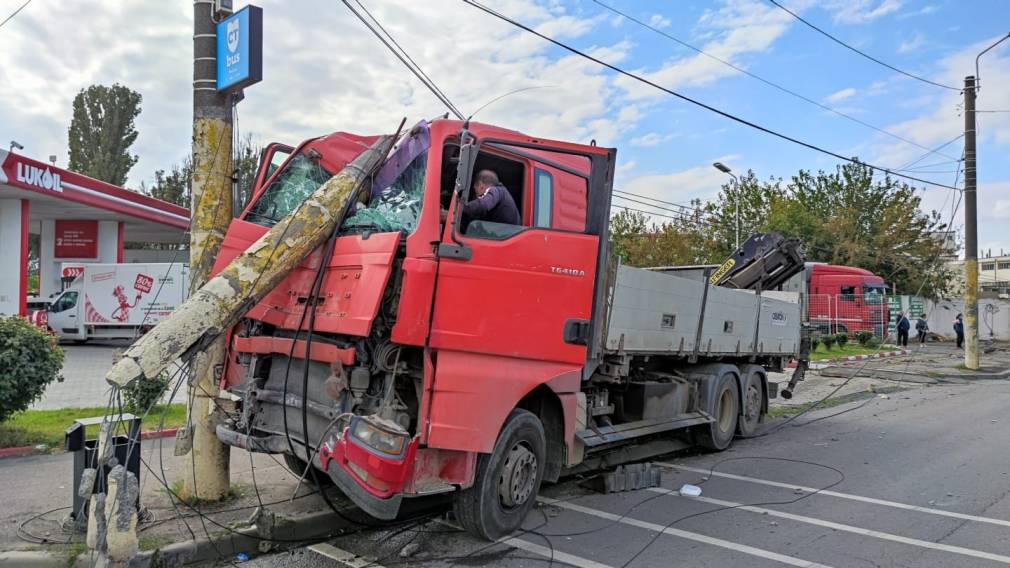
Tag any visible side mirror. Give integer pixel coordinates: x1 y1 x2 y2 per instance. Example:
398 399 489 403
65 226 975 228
454 129 478 200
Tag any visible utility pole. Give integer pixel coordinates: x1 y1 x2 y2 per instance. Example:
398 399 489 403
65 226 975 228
184 0 233 501
963 75 979 370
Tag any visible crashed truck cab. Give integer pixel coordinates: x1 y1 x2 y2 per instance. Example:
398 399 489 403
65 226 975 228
212 118 615 520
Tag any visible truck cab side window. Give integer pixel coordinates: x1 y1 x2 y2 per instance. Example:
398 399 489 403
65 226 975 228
533 169 553 228
52 292 77 313
839 286 856 301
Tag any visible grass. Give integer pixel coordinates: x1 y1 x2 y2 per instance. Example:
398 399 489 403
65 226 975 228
809 343 900 361
0 404 187 450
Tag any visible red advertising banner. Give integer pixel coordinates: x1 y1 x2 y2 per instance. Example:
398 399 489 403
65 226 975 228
54 220 98 259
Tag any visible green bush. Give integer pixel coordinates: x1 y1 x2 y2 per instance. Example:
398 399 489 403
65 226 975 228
0 317 64 422
855 331 873 346
121 371 171 414
835 333 849 347
810 336 821 352
821 335 835 350
865 337 882 349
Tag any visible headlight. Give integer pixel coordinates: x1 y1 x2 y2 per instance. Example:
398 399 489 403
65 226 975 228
349 415 409 456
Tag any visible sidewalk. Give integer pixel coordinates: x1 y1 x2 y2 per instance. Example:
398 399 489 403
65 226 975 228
0 437 339 558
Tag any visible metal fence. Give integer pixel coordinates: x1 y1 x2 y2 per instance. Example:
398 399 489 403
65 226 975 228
807 293 891 338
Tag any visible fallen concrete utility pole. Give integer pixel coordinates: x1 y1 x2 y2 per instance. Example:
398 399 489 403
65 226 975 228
105 136 393 388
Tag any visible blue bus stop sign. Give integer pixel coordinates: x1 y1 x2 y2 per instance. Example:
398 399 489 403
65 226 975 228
217 6 263 92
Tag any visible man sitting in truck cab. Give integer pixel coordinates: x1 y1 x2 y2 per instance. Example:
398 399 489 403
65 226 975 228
462 169 520 226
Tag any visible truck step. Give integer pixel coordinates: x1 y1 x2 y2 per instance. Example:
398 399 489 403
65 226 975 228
577 413 711 449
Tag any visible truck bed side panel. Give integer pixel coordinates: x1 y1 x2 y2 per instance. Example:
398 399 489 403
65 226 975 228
605 265 800 356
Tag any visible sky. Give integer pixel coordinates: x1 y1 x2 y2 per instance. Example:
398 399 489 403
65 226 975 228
1 0 1009 257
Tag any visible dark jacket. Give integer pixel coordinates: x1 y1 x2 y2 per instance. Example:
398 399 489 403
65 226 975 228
463 184 520 225
953 320 964 335
915 318 928 332
896 316 910 332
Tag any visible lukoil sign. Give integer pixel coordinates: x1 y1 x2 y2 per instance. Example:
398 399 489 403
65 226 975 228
216 5 262 91
16 162 62 192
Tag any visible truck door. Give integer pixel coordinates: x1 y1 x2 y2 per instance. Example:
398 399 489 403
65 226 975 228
430 136 616 367
424 133 614 452
47 291 81 340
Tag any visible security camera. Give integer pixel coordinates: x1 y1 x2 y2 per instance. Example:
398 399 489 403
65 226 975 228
9 141 24 151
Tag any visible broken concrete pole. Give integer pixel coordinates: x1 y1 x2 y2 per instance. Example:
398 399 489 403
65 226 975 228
105 136 393 388
105 465 140 563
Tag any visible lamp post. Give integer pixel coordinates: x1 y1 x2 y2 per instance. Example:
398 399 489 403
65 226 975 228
713 162 740 249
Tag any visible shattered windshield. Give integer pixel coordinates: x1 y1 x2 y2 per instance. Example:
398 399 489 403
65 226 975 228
340 122 430 235
246 153 332 227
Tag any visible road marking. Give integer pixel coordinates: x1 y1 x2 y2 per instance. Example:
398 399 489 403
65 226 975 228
649 489 1010 565
541 497 834 568
503 537 614 568
664 463 1010 528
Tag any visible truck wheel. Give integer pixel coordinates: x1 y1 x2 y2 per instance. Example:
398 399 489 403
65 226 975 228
453 409 546 541
736 366 766 437
695 372 739 451
283 453 333 487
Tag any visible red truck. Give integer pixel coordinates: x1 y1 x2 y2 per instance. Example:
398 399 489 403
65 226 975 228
801 263 889 336
211 119 806 539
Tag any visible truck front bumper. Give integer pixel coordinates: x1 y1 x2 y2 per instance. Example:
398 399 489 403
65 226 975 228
215 425 411 521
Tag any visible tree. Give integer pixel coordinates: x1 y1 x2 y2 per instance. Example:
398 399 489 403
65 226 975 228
609 206 715 268
145 159 193 209
67 84 143 186
700 162 954 298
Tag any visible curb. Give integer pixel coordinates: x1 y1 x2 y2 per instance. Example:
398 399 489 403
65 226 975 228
788 349 907 368
0 428 178 460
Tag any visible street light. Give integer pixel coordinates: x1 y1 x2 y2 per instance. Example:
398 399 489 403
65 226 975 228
713 162 740 250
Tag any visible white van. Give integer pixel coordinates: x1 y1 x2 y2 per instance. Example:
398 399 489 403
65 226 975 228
47 263 188 342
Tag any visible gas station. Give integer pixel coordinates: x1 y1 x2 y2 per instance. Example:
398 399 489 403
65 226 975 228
0 149 189 316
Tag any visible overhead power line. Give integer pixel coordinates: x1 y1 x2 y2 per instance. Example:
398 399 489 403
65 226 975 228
593 0 958 162
765 0 960 92
613 190 700 212
342 0 464 119
0 0 32 31
461 0 961 191
612 204 709 225
613 193 704 219
894 133 963 172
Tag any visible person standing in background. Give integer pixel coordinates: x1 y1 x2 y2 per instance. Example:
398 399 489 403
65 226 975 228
895 312 910 347
915 314 929 344
953 313 965 349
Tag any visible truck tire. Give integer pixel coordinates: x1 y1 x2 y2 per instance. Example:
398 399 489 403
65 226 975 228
694 371 739 451
736 365 766 437
453 409 546 541
283 453 333 487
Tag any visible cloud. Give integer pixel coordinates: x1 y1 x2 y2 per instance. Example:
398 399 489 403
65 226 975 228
897 34 926 54
825 87 857 103
825 0 902 24
648 14 672 29
0 0 646 190
617 1 796 101
896 4 938 19
617 155 741 221
629 132 676 147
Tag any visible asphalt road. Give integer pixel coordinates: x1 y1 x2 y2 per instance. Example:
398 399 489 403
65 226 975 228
242 379 1010 568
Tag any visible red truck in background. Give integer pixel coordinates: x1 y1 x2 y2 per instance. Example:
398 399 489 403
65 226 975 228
801 263 889 336
209 119 807 540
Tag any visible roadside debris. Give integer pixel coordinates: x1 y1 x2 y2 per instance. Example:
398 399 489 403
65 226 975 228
680 484 703 497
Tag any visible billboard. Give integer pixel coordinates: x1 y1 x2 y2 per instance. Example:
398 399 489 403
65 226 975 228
54 220 98 259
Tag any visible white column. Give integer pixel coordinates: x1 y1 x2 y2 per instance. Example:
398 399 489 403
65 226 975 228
39 219 58 299
0 199 27 315
97 220 119 263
